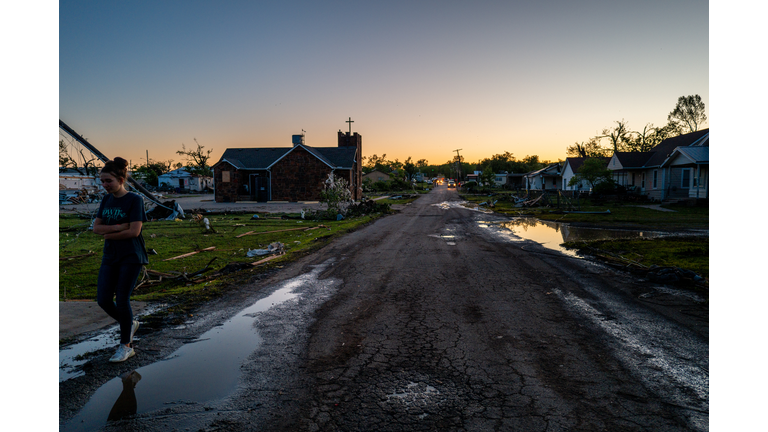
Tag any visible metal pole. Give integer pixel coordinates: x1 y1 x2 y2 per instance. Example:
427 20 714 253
59 119 161 204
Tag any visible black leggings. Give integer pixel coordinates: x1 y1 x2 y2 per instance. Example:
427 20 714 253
97 262 143 345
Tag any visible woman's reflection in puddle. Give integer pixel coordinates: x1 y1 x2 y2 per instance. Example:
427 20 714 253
107 370 142 421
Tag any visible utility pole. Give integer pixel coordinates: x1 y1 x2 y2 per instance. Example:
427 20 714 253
453 149 463 181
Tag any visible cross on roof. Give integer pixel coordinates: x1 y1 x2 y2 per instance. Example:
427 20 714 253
346 117 354 134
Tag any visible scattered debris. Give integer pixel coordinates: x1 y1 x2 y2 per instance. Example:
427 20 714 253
247 242 285 257
163 246 216 261
235 225 327 238
137 257 218 289
146 200 185 220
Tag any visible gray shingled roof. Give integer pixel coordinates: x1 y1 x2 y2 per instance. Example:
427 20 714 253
215 145 357 170
613 152 655 169
215 148 293 169
644 129 709 168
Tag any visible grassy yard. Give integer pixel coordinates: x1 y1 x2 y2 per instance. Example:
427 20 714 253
460 190 709 282
59 211 384 303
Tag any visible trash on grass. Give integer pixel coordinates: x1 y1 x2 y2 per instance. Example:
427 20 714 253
246 242 285 257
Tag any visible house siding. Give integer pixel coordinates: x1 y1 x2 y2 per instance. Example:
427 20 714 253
270 147 332 201
214 161 240 203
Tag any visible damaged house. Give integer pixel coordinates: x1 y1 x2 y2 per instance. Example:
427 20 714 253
213 131 363 203
607 129 709 201
158 168 213 193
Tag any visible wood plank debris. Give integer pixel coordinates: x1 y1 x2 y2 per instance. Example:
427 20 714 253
162 246 216 261
235 225 327 238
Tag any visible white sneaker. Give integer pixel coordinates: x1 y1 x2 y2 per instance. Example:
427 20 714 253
109 345 135 363
130 320 140 343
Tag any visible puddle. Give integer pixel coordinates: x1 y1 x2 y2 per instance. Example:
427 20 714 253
59 303 168 382
481 218 668 257
432 200 493 214
62 271 313 432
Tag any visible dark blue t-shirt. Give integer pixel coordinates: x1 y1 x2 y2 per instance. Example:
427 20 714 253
97 192 149 265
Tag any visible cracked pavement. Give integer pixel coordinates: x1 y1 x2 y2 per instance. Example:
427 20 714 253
59 186 708 431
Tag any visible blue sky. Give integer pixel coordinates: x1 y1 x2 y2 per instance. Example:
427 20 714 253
58 0 709 166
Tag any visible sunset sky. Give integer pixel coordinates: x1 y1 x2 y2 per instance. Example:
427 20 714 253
59 0 709 168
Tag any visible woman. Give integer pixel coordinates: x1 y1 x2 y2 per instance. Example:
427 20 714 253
93 157 148 363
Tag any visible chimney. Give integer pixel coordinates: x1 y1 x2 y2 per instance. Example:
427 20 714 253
292 134 304 147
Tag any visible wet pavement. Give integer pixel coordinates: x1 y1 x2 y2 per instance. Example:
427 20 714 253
59 187 708 431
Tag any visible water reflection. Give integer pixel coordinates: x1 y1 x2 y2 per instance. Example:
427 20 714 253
107 371 141 421
63 285 301 432
486 218 666 256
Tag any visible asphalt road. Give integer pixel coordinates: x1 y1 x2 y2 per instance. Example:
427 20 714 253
59 186 708 431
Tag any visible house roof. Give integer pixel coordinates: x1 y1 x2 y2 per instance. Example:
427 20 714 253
612 152 655 169
525 163 562 178
564 157 611 173
160 168 201 178
661 146 709 167
215 148 293 169
644 129 709 168
609 129 709 170
214 145 357 170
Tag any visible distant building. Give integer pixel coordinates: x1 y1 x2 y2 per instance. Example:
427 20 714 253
212 131 363 203
363 170 392 183
158 168 213 192
59 168 100 191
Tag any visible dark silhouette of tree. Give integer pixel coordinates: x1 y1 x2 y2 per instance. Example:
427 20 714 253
177 138 213 176
668 94 707 133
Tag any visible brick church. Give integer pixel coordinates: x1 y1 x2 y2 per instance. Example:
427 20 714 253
212 130 363 203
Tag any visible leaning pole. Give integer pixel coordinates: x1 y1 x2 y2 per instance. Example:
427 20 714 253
59 119 161 205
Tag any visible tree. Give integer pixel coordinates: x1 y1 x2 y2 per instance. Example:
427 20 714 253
601 120 631 153
668 94 707 134
566 137 611 158
320 173 353 218
403 157 417 181
59 139 77 169
177 138 213 176
568 158 614 190
625 123 660 153
479 166 495 187
132 160 173 187
364 153 389 173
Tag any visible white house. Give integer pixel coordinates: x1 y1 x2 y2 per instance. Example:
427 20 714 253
524 163 562 191
158 168 213 192
59 168 100 191
561 157 611 192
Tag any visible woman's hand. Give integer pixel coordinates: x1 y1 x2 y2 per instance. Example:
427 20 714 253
93 219 131 236
103 222 143 241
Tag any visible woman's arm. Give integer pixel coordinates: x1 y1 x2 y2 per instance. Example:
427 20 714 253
103 221 143 241
93 218 130 235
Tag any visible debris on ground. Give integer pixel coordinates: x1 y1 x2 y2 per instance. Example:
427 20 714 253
146 200 186 220
163 246 216 261
136 257 218 289
247 242 285 257
235 225 326 238
192 213 216 233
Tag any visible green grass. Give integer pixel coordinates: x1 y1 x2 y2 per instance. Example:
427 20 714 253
59 212 383 302
563 236 709 279
459 190 709 281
